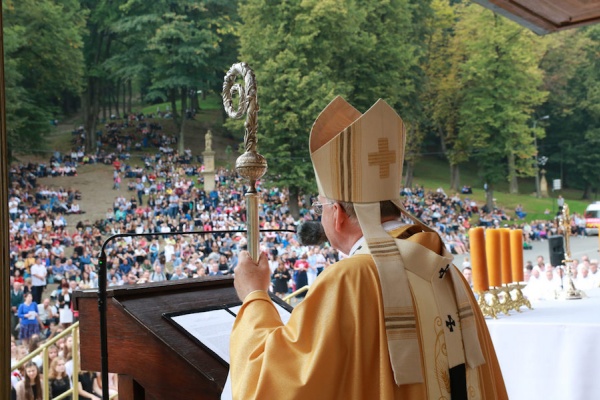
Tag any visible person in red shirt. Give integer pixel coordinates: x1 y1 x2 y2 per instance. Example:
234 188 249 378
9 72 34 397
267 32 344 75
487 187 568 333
13 269 25 284
293 253 310 298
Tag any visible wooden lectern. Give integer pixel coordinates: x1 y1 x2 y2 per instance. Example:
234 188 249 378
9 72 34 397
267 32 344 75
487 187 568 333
75 277 238 400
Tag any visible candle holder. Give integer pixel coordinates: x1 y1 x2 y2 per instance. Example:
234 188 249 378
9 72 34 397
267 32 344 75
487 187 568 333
489 287 511 316
557 274 585 300
509 282 532 312
500 284 516 313
477 291 498 319
557 204 585 300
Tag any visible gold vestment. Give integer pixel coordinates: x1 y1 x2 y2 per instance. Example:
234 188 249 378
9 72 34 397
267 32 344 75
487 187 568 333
230 227 507 399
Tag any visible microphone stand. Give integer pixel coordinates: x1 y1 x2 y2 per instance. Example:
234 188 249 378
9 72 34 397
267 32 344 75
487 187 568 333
96 228 294 399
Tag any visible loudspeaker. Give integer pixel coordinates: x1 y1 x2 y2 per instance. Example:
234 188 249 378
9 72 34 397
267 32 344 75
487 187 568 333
548 235 565 267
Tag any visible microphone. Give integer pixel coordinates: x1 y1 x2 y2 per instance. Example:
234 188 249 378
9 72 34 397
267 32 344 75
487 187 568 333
297 221 328 246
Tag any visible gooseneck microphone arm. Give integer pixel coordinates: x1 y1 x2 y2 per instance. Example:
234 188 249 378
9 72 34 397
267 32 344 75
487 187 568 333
95 228 295 400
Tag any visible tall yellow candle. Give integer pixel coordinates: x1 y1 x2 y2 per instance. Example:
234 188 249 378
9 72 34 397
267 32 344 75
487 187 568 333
510 229 525 282
469 227 489 292
499 228 512 284
485 229 502 287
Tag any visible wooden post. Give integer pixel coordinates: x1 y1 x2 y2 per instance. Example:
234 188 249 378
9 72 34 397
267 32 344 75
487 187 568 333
0 5 12 399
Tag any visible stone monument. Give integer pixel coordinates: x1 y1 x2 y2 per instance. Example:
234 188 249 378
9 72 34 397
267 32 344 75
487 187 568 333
202 130 216 192
540 169 549 197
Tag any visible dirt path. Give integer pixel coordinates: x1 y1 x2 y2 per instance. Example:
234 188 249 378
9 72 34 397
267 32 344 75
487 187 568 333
25 109 238 224
37 163 120 224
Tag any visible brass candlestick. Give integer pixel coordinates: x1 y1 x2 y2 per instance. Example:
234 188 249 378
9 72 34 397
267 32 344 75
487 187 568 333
500 284 516 314
509 282 533 312
557 203 584 300
223 62 267 262
489 287 511 316
477 283 533 318
477 291 498 319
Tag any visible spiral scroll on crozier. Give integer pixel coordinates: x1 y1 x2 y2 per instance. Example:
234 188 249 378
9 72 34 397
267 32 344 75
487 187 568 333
222 62 259 154
222 62 266 260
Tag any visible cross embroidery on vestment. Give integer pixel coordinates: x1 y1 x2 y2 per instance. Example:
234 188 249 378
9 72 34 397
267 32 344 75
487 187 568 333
445 315 456 332
439 264 450 279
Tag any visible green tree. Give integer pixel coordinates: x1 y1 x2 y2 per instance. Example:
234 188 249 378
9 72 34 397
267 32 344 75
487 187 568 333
3 0 86 154
236 0 429 216
79 0 121 151
422 0 466 191
3 17 36 155
539 26 600 198
235 0 355 217
453 4 547 207
116 0 238 153
341 0 432 188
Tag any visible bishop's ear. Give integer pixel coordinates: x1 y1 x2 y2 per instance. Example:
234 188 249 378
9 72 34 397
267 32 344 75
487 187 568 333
333 202 349 233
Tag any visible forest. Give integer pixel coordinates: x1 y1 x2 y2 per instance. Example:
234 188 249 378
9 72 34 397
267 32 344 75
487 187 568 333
3 0 599 205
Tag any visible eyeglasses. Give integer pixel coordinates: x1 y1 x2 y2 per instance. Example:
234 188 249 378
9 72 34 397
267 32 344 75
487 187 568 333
312 201 335 216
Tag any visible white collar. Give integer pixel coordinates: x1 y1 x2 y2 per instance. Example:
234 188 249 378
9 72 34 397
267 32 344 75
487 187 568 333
349 220 406 256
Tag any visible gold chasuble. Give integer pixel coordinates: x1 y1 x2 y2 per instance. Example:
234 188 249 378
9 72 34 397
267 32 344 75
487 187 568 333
230 97 506 399
229 226 507 399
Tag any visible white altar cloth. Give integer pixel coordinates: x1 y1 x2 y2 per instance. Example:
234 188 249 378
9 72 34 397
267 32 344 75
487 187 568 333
486 288 600 400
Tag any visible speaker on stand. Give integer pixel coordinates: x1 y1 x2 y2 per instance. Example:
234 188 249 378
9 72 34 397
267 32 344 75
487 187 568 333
548 235 565 268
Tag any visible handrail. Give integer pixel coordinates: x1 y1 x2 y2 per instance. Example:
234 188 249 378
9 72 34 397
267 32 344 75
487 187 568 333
12 322 79 370
11 322 81 400
282 286 310 304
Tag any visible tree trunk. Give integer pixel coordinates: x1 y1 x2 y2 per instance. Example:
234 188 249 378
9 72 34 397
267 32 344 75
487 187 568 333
101 86 107 123
303 193 312 211
404 161 414 189
179 114 186 154
122 81 126 116
83 76 100 152
582 182 591 200
486 186 494 212
83 28 111 152
438 125 447 154
191 89 199 112
179 87 188 154
288 186 300 220
114 80 120 118
127 80 132 113
507 152 519 194
107 84 112 120
170 88 180 128
450 163 460 192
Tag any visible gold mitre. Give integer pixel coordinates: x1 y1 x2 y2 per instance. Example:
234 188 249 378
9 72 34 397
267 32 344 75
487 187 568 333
310 96 405 202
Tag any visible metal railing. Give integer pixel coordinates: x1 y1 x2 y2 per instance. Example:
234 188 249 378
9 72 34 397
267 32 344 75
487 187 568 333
282 285 309 305
11 323 118 399
12 322 80 400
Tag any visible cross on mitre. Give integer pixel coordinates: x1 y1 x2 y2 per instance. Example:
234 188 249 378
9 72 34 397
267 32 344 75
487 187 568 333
368 138 396 179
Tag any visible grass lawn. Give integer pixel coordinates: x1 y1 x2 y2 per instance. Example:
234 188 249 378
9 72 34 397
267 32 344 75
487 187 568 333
411 157 589 221
140 92 223 116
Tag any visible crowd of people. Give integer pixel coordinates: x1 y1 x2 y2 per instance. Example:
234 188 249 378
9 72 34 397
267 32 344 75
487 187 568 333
6 115 593 398
9 145 591 311
521 254 600 300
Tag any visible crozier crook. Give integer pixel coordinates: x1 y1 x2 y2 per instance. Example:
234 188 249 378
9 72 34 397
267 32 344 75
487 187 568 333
222 62 267 261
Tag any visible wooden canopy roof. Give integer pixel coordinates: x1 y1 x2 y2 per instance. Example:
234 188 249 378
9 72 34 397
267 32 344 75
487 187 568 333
473 0 600 34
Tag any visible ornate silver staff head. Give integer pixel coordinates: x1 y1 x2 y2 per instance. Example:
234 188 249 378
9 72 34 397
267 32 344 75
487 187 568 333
222 62 267 193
